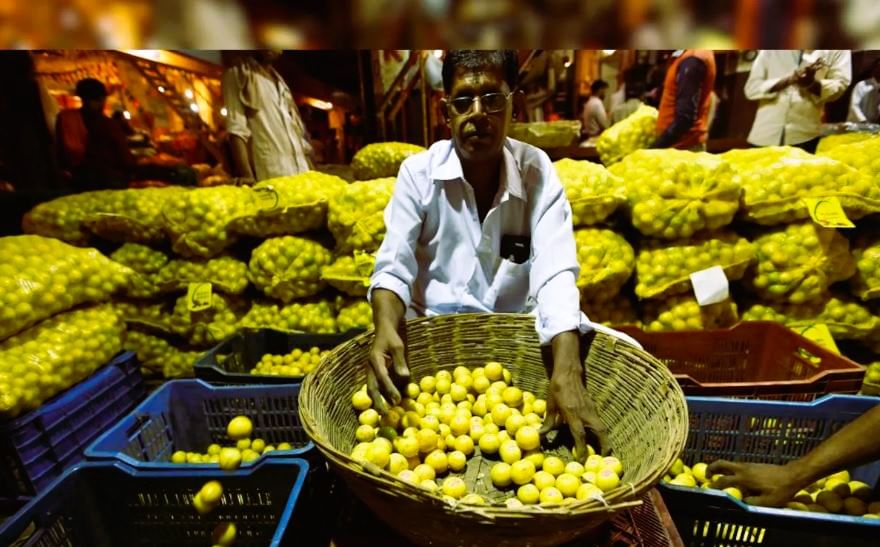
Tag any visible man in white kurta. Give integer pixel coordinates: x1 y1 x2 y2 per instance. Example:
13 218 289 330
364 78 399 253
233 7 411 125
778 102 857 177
745 50 852 152
222 52 312 182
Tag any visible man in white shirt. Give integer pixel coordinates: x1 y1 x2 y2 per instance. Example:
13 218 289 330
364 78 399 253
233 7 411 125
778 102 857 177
745 50 852 153
848 59 880 123
368 51 638 456
222 51 313 183
582 80 610 137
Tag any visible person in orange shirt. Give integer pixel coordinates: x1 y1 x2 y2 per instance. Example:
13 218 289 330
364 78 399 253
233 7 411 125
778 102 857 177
652 50 717 151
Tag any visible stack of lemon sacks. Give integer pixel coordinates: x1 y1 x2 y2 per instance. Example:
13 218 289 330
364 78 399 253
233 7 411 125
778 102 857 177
613 150 742 240
741 294 880 342
596 104 658 166
110 243 169 298
162 186 252 258
665 459 880 518
168 415 297 468
155 254 250 296
250 346 329 377
321 253 376 297
349 362 625 507
336 298 373 333
850 233 880 301
327 178 396 254
642 294 739 333
554 159 626 226
351 141 426 180
247 236 333 302
573 228 635 302
819 136 880 186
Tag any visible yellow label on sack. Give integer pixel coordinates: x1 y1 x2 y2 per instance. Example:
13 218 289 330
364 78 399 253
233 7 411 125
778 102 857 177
804 197 854 228
253 186 279 210
187 282 213 312
797 323 839 354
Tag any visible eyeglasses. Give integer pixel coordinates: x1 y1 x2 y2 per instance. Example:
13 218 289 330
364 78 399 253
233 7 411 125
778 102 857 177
447 92 512 115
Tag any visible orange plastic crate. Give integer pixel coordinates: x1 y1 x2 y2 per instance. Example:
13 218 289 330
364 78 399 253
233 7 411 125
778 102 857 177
618 321 865 401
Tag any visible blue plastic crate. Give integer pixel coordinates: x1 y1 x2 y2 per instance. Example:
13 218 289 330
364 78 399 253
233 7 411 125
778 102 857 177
0 351 145 506
660 394 880 546
0 458 309 546
85 379 313 469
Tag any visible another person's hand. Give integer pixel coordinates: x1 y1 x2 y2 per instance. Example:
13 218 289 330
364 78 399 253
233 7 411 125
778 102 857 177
540 362 609 458
707 460 805 507
367 324 410 413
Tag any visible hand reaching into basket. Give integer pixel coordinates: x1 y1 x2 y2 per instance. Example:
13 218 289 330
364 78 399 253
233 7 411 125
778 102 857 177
367 289 411 413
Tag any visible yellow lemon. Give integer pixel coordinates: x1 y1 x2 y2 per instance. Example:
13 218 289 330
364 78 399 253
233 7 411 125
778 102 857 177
539 487 564 504
417 392 434 407
218 447 242 471
461 493 485 505
504 414 526 435
522 391 536 405
543 456 565 476
226 416 253 440
584 455 604 474
435 378 452 395
724 487 744 501
212 522 236 546
419 415 440 432
419 376 436 394
171 451 186 464
425 450 449 474
669 474 696 488
533 470 556 490
359 409 380 427
484 423 500 435
469 422 486 442
472 367 485 378
491 404 512 426
485 392 504 410
518 483 540 504
473 376 491 394
207 444 222 456
582 471 597 484
438 423 452 438
471 398 488 416
454 435 475 456
525 413 543 427
448 450 467 472
692 462 708 483
352 390 372 411
435 370 453 383
355 424 376 442
398 470 419 485
389 453 408 474
502 387 523 407
491 462 513 487
420 479 439 493
491 381 508 393
564 461 585 476
524 451 545 468
497 431 511 444
397 436 419 458
277 442 292 451
241 449 260 463
199 481 223 505
442 477 467 499
515 426 540 451
413 464 436 482
450 383 468 402
478 433 501 455
576 483 603 501
502 369 512 384
417 429 439 453
556 473 580 497
602 456 623 475
505 497 524 508
511 459 536 485
236 439 251 451
456 400 473 413
596 469 620 492
250 439 266 453
402 426 418 438
449 414 470 437
532 399 547 415
455 374 474 390
485 362 503 381
499 440 522 464
406 383 420 399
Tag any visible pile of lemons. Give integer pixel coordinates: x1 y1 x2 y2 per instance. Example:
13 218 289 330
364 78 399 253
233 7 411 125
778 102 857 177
642 294 739 333
819 137 880 185
163 186 253 258
596 104 658 166
573 228 635 301
170 415 296 468
328 178 395 254
349 362 626 507
248 236 333 302
554 158 626 226
666 459 880 518
111 243 169 298
250 346 328 377
336 299 373 333
240 299 338 334
351 142 425 180
156 255 250 296
741 294 879 341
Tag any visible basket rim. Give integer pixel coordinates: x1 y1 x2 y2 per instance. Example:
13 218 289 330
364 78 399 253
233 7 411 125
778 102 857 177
299 313 688 520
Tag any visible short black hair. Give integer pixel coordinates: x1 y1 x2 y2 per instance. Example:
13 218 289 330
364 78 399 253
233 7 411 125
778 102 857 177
441 50 519 94
591 79 609 94
75 78 107 101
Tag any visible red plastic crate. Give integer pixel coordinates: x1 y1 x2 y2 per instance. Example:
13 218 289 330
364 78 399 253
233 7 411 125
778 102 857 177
618 321 865 401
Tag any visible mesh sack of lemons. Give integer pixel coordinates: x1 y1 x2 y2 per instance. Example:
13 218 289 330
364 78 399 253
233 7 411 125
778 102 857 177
723 146 880 225
336 298 373 333
553 159 626 226
155 254 249 296
110 243 169 299
0 236 132 341
612 150 742 239
351 142 425 180
642 294 738 332
745 222 856 305
321 252 375 297
162 186 251 258
816 132 880 154
635 231 755 300
248 236 333 302
22 191 110 245
82 187 185 243
741 293 880 341
573 228 634 301
328 177 395 253
595 104 658 166
0 304 124 417
124 329 200 379
509 120 582 148
240 298 337 334
347 363 625 507
851 233 880 301
114 298 175 333
582 295 640 328
820 137 880 183
251 346 330 377
231 171 348 237
169 292 247 347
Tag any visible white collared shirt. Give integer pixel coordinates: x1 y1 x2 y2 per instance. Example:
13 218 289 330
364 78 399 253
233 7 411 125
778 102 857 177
745 50 852 146
848 77 880 122
368 138 638 346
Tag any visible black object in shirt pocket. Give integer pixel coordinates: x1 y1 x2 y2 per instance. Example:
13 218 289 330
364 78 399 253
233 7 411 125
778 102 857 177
500 234 531 264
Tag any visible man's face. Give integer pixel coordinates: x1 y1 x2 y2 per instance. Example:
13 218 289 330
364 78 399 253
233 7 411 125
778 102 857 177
444 66 511 163
597 87 607 100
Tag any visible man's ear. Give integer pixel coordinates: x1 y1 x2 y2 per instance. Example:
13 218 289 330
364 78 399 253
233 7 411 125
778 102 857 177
440 98 451 126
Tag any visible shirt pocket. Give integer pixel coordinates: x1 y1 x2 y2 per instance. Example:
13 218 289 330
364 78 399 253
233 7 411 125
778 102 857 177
492 257 532 312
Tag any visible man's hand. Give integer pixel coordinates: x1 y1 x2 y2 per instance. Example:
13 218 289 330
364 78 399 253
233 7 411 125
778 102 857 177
367 325 410 413
769 74 798 93
708 460 805 507
539 364 609 458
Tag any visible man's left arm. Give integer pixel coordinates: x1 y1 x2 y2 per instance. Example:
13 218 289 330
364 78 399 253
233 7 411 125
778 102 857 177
652 57 707 148
802 51 852 104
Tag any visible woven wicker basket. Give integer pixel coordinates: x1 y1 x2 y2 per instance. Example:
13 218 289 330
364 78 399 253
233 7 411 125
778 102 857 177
300 313 688 547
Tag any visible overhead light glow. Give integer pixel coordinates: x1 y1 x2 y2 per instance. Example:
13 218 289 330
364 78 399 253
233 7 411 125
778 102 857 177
220 107 228 117
184 89 194 99
157 86 165 93
122 110 131 120
190 103 199 113
305 98 333 110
